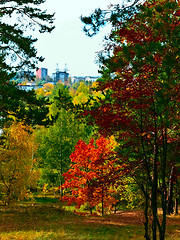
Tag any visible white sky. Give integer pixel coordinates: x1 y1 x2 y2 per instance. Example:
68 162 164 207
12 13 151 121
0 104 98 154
35 0 121 77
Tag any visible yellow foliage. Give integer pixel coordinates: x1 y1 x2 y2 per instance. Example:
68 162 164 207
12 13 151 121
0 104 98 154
43 83 54 90
0 122 39 205
73 93 88 105
43 83 54 96
109 135 118 149
36 88 45 97
91 81 98 89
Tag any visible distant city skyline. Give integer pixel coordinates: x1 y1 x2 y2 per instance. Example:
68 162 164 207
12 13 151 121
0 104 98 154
34 0 121 77
36 65 99 78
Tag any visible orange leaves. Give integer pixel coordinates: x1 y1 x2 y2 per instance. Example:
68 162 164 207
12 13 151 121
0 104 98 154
153 53 163 64
61 136 120 214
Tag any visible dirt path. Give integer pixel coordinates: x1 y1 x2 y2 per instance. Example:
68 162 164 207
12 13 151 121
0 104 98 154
82 210 180 227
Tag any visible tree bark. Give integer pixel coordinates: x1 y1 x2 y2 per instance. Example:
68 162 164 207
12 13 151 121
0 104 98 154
101 186 104 216
151 141 158 240
167 166 175 215
175 182 179 215
175 197 178 215
144 189 150 240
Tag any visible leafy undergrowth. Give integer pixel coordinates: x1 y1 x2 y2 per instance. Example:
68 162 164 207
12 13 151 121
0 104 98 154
0 197 179 240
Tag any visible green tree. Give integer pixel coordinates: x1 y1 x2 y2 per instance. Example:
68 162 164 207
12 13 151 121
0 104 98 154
49 83 73 111
81 0 140 37
72 82 91 105
0 0 54 72
36 84 93 192
0 73 50 126
36 110 92 193
0 0 54 126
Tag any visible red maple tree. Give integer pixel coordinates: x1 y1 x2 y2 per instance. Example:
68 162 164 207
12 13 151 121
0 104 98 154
61 137 120 215
82 0 179 239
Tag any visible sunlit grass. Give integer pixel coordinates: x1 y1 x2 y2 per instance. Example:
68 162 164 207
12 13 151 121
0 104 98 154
0 196 179 240
0 227 145 240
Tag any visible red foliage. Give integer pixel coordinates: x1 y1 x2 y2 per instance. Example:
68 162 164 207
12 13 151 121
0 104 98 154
86 0 179 159
61 137 121 213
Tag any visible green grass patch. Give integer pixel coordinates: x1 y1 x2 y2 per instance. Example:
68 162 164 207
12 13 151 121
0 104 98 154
34 196 60 204
0 197 179 240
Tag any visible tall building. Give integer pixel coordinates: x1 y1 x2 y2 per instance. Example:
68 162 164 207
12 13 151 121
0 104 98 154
36 68 48 80
52 64 69 83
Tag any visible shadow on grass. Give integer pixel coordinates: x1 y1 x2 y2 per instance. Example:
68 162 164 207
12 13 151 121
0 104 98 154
0 197 179 240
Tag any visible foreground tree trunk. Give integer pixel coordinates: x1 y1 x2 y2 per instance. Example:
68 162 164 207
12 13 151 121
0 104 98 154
175 181 179 215
167 167 175 215
152 140 158 240
101 186 104 216
144 188 150 240
175 198 178 215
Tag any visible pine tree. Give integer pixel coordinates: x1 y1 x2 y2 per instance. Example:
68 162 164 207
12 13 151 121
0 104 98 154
0 0 54 126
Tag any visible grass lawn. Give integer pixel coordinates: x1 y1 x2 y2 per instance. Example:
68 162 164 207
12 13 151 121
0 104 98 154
0 196 179 240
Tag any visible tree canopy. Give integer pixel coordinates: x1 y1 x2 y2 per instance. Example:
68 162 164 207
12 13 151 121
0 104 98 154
0 0 55 126
82 0 180 239
0 122 39 205
61 137 120 216
81 0 141 37
0 0 54 72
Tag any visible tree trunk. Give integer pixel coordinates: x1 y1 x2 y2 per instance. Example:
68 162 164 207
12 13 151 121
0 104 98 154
6 187 11 205
158 128 168 240
90 207 93 215
151 184 157 240
159 190 166 240
101 186 104 216
144 189 150 240
175 197 178 215
175 183 179 215
151 144 158 240
167 166 174 215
